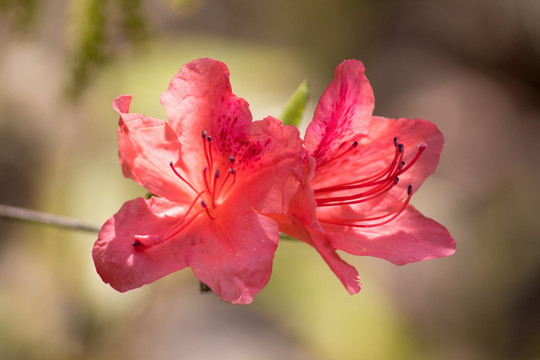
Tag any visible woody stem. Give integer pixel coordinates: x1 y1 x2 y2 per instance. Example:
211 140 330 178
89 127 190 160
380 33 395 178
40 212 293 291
0 204 100 233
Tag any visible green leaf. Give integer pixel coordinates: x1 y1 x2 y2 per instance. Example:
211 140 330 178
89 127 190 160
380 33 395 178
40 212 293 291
280 80 309 127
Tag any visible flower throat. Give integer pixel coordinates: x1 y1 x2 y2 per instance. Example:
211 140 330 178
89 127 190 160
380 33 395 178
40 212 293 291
132 131 237 250
315 137 425 228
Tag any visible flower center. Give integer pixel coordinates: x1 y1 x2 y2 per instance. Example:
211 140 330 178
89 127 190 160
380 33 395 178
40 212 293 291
315 137 425 228
132 130 237 250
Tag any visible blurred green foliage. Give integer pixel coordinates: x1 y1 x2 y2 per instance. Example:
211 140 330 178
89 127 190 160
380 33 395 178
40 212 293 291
68 0 147 97
280 80 309 127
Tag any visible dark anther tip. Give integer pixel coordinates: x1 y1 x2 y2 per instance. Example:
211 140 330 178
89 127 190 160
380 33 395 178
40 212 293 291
407 185 413 195
393 137 398 146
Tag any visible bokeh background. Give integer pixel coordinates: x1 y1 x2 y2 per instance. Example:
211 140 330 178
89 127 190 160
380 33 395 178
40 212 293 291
1 0 539 359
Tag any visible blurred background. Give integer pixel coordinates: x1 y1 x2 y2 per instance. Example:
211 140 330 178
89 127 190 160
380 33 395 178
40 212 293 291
1 0 539 359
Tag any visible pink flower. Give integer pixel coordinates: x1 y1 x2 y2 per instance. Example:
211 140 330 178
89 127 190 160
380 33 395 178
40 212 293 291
93 58 304 304
274 60 456 294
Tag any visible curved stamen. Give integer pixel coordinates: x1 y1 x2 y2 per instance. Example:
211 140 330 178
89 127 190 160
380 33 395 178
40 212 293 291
398 143 426 174
169 162 198 194
317 177 399 207
201 200 216 220
202 167 211 194
317 140 359 170
314 136 425 229
314 138 403 194
211 169 220 207
133 191 206 249
318 185 413 228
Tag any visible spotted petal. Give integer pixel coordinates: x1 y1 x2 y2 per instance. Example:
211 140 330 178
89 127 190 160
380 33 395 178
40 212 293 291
304 59 374 166
160 58 253 185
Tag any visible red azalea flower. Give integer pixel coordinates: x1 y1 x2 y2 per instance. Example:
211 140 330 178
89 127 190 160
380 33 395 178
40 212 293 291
93 58 304 304
274 59 456 294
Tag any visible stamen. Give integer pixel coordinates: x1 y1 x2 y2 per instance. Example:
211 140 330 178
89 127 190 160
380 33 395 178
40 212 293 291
317 176 398 207
314 138 403 194
201 200 216 220
216 157 237 197
203 167 211 193
169 162 198 194
318 184 413 228
207 136 214 174
314 137 425 229
202 132 212 183
318 140 359 167
211 170 220 207
133 192 206 250
399 143 426 174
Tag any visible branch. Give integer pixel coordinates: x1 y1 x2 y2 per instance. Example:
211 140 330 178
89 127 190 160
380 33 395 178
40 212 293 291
0 204 101 233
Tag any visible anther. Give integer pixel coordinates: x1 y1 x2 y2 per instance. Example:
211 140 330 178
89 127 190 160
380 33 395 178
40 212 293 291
407 185 413 196
229 156 235 163
398 144 404 153
201 200 216 220
215 169 220 178
170 161 198 193
352 141 358 148
132 234 165 250
202 130 207 139
393 137 398 147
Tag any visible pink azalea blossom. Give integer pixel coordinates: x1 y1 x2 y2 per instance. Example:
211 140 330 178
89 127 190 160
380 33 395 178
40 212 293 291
93 58 304 304
274 59 456 294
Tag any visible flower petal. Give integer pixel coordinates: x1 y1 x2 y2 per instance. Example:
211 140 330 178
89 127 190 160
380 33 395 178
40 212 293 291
227 116 306 215
92 197 194 292
325 205 456 265
272 208 361 294
304 59 374 166
113 95 191 202
308 229 361 294
160 58 253 183
186 208 279 304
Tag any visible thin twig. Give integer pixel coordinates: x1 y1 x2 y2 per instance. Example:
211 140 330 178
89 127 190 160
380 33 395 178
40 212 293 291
0 204 101 233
